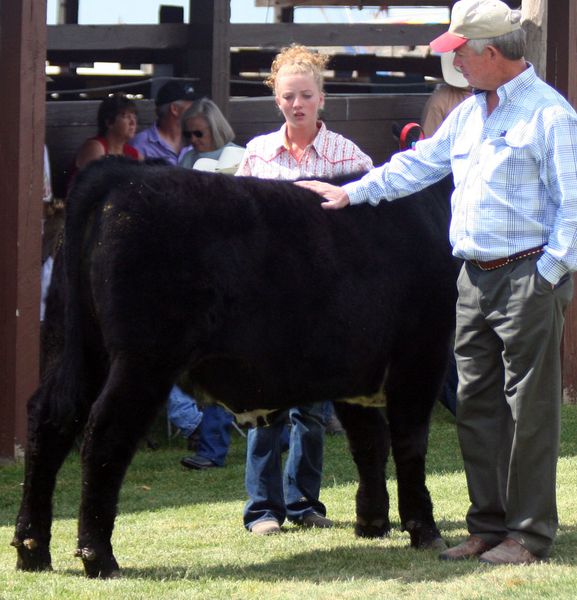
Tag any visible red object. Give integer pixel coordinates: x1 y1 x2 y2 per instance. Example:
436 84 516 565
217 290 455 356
399 122 424 151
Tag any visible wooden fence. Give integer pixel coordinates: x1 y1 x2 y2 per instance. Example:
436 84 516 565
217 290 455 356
46 93 430 198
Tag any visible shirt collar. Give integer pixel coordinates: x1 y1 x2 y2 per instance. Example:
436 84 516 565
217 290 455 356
149 122 162 142
261 122 327 161
496 62 536 104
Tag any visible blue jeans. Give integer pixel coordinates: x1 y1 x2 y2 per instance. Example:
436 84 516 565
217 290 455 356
243 403 326 529
167 385 202 438
196 404 234 466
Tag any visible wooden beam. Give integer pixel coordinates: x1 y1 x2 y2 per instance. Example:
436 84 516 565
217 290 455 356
47 24 188 51
231 49 443 77
47 22 447 57
187 0 231 116
229 22 446 46
0 0 45 461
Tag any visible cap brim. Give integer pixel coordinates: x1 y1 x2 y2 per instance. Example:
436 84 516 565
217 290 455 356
441 52 469 89
430 31 468 53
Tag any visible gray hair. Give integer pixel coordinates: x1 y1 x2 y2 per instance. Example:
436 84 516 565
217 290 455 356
182 98 235 149
466 12 526 60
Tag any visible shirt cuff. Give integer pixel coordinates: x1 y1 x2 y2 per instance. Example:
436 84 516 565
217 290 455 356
536 252 568 286
343 180 370 205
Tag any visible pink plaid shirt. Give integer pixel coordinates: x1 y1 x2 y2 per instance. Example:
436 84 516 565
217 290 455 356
235 122 373 179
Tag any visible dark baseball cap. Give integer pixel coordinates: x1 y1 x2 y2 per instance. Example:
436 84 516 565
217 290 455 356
155 81 197 106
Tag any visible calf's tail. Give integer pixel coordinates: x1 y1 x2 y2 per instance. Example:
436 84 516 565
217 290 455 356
49 157 143 431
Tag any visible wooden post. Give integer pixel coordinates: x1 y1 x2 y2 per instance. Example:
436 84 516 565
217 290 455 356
522 0 547 79
187 0 231 117
0 1 46 461
540 0 577 402
58 0 79 24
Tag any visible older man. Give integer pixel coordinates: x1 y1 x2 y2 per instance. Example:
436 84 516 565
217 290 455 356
297 0 577 564
132 80 197 164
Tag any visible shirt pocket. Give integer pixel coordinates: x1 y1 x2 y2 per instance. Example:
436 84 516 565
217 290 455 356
479 130 539 185
450 136 474 186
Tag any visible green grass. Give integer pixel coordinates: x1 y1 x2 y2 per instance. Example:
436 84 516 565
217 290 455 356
2 405 577 599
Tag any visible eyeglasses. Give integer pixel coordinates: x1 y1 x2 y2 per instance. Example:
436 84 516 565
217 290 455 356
183 129 204 139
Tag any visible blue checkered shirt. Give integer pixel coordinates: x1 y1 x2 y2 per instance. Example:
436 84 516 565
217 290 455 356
344 64 577 285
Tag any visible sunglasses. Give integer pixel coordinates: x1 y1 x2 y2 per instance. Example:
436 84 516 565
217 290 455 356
183 129 204 139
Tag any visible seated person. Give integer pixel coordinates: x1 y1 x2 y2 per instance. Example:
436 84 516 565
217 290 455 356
132 80 196 164
74 94 141 171
180 404 235 470
179 97 244 172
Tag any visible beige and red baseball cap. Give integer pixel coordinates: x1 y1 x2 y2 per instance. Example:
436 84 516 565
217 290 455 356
430 0 522 53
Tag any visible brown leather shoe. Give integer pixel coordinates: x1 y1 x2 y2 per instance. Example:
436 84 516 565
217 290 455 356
479 538 540 565
439 535 498 561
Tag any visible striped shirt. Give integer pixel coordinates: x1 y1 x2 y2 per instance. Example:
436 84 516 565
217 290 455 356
344 64 577 285
235 122 373 180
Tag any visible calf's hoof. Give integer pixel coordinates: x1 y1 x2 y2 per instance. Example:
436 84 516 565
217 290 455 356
355 517 390 538
75 546 120 578
11 537 53 572
405 520 447 551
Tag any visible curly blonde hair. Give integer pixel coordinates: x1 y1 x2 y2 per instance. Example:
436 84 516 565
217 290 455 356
265 44 329 93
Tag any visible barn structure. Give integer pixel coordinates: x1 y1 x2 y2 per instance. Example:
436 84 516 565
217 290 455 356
0 0 575 461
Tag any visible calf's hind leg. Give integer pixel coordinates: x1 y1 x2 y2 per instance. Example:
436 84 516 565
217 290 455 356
76 356 173 578
334 403 391 538
386 353 447 550
13 384 86 572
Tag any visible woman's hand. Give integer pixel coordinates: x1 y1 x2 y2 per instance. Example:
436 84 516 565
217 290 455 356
294 180 350 210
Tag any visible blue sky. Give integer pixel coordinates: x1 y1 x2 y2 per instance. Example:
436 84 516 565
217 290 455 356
46 0 357 24
46 1 447 25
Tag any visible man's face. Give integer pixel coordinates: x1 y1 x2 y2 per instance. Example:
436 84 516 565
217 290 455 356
453 43 495 90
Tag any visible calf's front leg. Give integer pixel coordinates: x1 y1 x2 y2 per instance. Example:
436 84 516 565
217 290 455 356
334 403 391 538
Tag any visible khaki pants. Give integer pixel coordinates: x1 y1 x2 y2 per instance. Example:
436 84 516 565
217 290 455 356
455 254 573 557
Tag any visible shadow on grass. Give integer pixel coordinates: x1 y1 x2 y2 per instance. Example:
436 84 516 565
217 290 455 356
2 404 577 533
54 525 577 584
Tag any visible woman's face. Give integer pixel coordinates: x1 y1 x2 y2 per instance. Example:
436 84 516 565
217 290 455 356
183 115 215 152
108 109 137 140
275 70 324 131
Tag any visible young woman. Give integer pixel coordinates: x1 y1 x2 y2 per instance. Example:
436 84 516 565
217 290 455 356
236 44 373 536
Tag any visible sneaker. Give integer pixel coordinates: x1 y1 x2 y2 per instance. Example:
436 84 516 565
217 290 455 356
180 455 218 470
250 519 281 535
300 512 333 529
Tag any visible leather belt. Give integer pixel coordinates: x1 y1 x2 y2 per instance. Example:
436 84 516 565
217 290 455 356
470 245 544 271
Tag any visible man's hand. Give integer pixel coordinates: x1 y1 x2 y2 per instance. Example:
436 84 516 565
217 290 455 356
294 180 350 210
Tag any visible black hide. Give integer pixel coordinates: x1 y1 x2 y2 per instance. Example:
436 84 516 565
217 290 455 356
13 156 458 577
